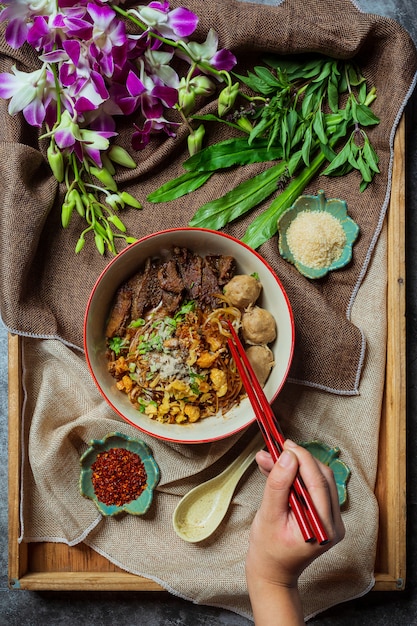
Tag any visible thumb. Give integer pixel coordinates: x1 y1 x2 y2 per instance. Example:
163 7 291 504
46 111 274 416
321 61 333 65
258 450 299 523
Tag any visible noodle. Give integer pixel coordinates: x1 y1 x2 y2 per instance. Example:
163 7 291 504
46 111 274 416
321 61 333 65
105 247 273 425
106 282 243 424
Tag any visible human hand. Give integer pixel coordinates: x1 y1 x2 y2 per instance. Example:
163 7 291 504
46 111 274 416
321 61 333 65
245 439 345 624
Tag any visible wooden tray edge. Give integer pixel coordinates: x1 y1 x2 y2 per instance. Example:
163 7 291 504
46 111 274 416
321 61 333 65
373 114 407 591
8 119 407 592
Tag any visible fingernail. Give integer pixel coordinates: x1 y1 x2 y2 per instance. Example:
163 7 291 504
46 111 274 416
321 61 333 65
278 450 293 467
285 439 297 449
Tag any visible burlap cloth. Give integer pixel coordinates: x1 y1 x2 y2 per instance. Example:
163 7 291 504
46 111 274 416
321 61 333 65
5 0 416 621
20 219 386 621
1 0 416 393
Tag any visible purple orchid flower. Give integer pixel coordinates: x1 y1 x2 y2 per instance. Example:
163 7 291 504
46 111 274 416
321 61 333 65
0 64 56 126
0 1 236 162
0 0 56 48
55 39 109 115
87 2 128 77
126 61 178 119
128 2 198 40
131 115 178 150
53 109 117 167
179 28 237 73
27 9 93 52
143 48 179 88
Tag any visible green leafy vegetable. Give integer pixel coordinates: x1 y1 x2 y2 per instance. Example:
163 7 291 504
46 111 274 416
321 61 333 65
147 170 213 202
189 162 288 230
148 54 380 249
183 137 283 172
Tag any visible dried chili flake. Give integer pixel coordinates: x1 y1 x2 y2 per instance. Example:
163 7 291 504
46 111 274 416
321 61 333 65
91 447 148 507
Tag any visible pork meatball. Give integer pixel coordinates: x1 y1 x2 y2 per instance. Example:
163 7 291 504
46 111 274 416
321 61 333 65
245 345 275 386
223 274 262 309
241 306 277 345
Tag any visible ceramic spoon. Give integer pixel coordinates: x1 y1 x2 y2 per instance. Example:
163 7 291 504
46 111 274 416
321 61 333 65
172 431 265 542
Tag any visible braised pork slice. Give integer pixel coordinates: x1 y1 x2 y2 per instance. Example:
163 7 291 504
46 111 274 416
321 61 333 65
173 247 202 300
205 255 236 286
129 261 149 320
158 258 184 293
105 284 132 338
110 249 237 330
147 260 163 310
200 257 222 309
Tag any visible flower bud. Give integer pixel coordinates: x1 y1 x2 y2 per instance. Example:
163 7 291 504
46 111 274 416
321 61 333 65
108 145 137 169
90 166 117 192
191 75 216 97
105 224 115 244
108 214 127 232
61 200 74 228
101 153 116 176
236 117 253 133
47 142 64 182
94 221 108 239
218 82 239 117
119 191 142 209
178 78 196 116
106 193 124 211
94 232 105 255
75 235 85 254
187 124 206 156
68 188 85 217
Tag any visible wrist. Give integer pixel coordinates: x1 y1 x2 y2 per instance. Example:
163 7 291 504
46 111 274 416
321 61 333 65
245 548 299 589
246 575 304 625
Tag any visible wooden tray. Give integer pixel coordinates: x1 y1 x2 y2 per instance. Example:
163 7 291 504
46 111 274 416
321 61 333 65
8 118 406 593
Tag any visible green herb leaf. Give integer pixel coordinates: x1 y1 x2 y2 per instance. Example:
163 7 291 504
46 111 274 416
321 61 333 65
321 140 352 176
301 126 313 167
352 103 380 126
184 137 283 172
287 148 303 176
312 106 327 144
252 66 283 88
263 55 325 81
327 75 340 113
150 54 380 250
363 138 380 173
346 64 365 87
242 149 328 249
174 300 196 319
189 162 288 230
312 60 333 84
129 318 146 328
192 113 240 132
147 170 212 203
233 70 277 95
356 154 372 182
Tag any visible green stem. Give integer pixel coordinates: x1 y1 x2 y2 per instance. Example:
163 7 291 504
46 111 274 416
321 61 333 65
51 64 62 124
242 139 338 249
111 5 147 31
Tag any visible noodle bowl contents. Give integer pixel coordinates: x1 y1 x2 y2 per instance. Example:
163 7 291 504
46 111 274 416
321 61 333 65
105 246 276 425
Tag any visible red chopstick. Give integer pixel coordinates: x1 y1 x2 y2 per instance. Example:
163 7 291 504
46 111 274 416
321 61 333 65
226 320 329 545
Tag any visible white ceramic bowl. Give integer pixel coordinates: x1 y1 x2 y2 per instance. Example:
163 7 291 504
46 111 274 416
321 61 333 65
84 228 294 444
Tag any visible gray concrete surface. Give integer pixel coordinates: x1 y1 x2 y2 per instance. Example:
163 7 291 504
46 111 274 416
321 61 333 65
2 0 417 623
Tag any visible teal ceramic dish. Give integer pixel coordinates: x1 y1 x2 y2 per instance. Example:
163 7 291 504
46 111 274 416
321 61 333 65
299 440 350 506
278 189 360 279
79 432 160 516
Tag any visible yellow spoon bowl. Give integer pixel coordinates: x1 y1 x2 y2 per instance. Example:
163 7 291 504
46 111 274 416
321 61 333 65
172 432 264 542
